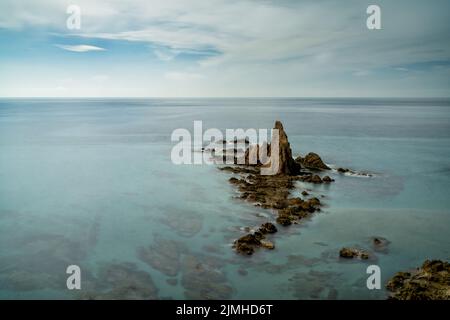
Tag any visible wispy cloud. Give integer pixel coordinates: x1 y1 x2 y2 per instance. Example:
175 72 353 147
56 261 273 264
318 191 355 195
1 0 450 97
55 44 106 52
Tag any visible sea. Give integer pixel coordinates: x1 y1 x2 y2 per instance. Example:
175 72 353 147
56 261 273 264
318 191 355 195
0 98 449 299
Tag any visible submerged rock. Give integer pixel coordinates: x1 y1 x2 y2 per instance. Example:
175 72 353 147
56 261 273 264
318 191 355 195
160 211 203 237
371 236 390 253
295 152 330 170
81 262 159 300
181 255 232 299
137 237 185 277
386 260 450 300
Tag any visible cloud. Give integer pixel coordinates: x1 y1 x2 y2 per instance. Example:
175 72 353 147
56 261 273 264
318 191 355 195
164 72 205 81
1 0 450 97
55 44 106 52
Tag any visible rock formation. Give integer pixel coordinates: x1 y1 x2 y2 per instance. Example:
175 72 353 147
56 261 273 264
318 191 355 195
386 260 450 300
242 121 300 175
273 121 300 175
219 120 337 255
339 247 370 260
295 152 330 170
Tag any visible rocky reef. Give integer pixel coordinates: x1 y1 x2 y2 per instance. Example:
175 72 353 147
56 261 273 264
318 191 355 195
218 120 334 255
386 260 450 300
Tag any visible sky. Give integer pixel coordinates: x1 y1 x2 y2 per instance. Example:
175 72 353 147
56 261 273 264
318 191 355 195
0 0 449 97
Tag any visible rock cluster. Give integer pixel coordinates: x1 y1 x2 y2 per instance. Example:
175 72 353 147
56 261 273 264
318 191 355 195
386 260 450 300
219 120 335 255
339 247 370 260
298 174 334 184
233 222 277 255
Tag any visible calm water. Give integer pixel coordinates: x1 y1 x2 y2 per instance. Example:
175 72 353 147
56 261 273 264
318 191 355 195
0 98 449 299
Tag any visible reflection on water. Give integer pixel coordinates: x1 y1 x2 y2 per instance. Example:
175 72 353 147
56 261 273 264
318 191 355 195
0 98 449 299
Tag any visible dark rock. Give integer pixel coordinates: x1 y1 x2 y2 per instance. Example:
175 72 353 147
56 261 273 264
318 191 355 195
322 175 334 183
301 191 309 196
295 152 330 170
339 247 370 260
311 175 322 183
276 216 292 226
371 236 390 253
229 177 240 184
233 234 261 255
386 260 450 300
337 168 349 173
259 222 278 234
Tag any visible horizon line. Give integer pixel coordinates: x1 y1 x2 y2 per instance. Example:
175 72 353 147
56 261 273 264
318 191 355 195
1 96 450 100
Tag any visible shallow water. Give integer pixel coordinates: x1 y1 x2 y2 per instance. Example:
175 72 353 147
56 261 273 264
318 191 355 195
0 98 449 299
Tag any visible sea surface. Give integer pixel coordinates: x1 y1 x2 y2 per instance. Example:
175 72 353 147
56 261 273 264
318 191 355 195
0 98 449 299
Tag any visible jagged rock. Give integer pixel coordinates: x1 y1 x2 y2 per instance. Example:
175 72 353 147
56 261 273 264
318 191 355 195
322 176 333 183
259 222 278 234
243 142 270 166
233 234 261 255
273 121 300 175
298 174 323 184
387 260 450 300
339 247 370 260
242 121 299 175
295 152 330 170
308 197 321 207
337 168 349 173
276 216 292 226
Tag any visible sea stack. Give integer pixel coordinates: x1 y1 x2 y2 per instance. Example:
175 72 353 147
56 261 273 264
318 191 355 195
273 120 300 175
242 120 299 175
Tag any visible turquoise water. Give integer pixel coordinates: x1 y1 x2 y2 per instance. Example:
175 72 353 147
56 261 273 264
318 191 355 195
0 98 449 299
